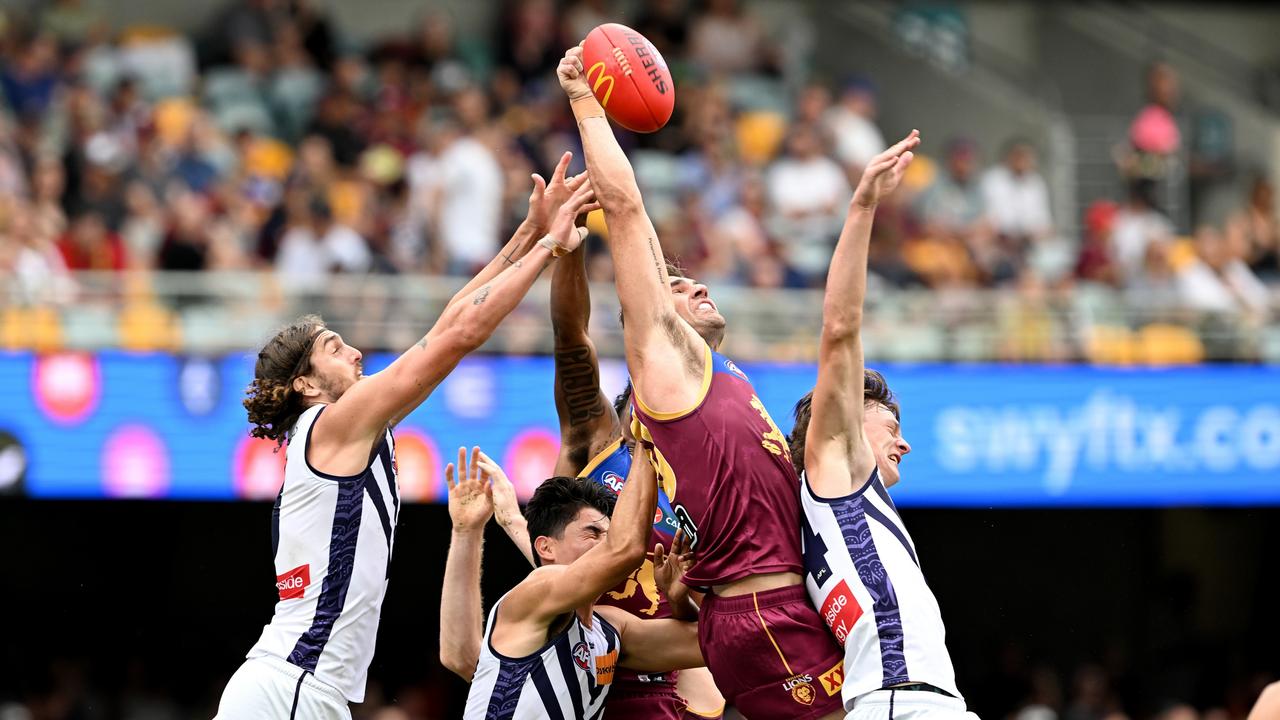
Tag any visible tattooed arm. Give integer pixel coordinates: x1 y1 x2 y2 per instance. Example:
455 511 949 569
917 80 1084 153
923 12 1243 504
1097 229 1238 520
551 240 620 476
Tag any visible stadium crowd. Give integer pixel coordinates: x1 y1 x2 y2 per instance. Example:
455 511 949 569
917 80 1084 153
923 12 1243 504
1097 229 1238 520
0 0 1275 346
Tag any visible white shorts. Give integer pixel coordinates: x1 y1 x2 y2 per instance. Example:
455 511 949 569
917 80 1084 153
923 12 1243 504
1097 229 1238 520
847 688 980 720
215 655 351 720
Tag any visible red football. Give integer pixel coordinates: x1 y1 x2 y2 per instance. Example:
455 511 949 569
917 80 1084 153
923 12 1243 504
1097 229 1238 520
581 23 675 133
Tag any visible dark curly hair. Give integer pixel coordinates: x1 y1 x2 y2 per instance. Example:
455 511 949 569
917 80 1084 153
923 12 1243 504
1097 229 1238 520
789 369 900 477
525 476 616 567
243 314 327 447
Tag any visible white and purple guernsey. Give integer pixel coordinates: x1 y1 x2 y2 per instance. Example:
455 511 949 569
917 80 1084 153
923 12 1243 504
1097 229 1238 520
247 403 399 702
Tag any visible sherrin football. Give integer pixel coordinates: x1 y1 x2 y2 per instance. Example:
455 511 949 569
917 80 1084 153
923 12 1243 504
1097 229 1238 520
581 23 675 133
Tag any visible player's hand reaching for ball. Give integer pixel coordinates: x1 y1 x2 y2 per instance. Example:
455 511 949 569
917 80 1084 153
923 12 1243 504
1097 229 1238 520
525 151 588 234
546 180 601 254
446 446 493 532
852 129 921 211
556 46 593 100
653 528 693 598
475 450 521 530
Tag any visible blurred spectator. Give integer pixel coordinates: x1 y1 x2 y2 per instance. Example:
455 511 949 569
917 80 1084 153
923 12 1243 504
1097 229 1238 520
1111 179 1174 285
633 0 690 59
57 211 123 271
766 123 850 284
1177 224 1269 317
1 34 60 118
915 138 994 283
1077 200 1121 286
495 0 560 84
1121 61 1182 182
824 75 886 176
158 192 212 271
689 0 772 75
982 138 1053 243
424 113 503 275
1228 175 1279 279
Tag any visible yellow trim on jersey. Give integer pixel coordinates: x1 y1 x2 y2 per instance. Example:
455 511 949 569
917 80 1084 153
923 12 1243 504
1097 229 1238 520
631 420 680 500
633 344 713 421
683 703 728 718
753 591 796 676
578 436 624 478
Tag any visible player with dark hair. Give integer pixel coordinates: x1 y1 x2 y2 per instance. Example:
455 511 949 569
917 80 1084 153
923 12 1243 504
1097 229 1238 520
557 45 846 718
438 242 726 717
439 446 706 719
216 158 598 719
791 131 973 718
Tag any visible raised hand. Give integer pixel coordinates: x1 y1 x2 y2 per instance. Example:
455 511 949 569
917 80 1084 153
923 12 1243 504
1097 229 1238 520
446 446 493 532
556 46 593 100
851 129 921 211
547 180 601 253
526 151 589 234
475 450 521 530
653 527 695 612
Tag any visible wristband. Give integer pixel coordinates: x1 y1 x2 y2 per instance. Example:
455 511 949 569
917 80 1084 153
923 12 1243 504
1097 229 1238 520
571 93 606 122
537 234 570 258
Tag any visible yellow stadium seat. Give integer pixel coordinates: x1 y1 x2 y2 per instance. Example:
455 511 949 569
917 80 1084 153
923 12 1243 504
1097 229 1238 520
118 303 182 352
1084 324 1137 365
1137 323 1204 365
1 306 64 351
734 111 787 165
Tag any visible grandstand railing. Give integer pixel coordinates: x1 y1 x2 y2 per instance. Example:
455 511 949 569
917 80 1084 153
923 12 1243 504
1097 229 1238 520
2 271 1275 364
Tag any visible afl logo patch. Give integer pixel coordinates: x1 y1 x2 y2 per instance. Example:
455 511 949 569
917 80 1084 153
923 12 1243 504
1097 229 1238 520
601 471 625 494
572 641 591 670
724 358 748 381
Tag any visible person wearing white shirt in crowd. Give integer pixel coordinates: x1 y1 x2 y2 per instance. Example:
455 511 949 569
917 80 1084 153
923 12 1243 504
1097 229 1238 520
825 76 886 175
1177 224 1270 317
276 196 371 293
1111 178 1174 286
981 139 1052 242
431 116 503 275
766 123 852 284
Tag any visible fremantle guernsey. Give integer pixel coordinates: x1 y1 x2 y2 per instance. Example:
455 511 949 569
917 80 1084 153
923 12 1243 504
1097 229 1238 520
800 467 961 708
630 345 803 588
464 593 621 719
579 438 681 689
247 404 400 702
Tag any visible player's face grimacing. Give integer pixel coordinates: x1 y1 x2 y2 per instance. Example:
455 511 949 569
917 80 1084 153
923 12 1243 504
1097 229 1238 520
668 275 726 346
298 330 364 402
864 403 911 488
538 508 611 566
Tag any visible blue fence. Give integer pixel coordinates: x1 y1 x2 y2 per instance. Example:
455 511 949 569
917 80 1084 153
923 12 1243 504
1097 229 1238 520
1 351 1277 506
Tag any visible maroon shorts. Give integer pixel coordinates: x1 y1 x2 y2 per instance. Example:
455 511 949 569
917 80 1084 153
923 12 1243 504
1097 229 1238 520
700 584 845 719
606 683 687 720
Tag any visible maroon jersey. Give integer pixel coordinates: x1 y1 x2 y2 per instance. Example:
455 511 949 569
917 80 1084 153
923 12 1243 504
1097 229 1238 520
580 438 683 693
630 345 802 588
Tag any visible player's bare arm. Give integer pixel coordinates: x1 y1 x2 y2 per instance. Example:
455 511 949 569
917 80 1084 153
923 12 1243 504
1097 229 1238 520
439 446 495 681
494 446 659 655
556 45 706 415
805 130 918 497
595 606 704 673
445 152 583 313
551 239 620 476
306 181 600 476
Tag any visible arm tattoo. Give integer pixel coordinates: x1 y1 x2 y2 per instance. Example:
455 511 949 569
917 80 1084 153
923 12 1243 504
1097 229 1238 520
416 335 429 350
472 285 491 306
555 344 607 426
647 236 663 280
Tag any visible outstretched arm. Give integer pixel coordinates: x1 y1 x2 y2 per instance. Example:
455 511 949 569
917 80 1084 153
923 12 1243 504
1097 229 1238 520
805 131 918 494
551 238 621 476
439 447 494 681
556 46 705 415
315 181 599 458
445 152 580 313
502 444 659 625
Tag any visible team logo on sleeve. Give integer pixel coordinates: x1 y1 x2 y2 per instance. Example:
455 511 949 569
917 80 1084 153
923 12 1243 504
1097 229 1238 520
276 564 310 600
